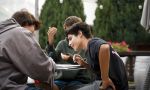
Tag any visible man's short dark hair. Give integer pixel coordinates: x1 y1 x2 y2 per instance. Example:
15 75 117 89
66 22 92 39
63 16 82 30
12 11 40 30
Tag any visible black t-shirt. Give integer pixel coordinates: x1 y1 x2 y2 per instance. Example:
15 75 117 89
85 38 128 90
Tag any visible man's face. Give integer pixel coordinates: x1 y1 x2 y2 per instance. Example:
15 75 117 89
67 34 81 51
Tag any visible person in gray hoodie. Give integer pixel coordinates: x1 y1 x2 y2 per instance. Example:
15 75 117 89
0 16 57 90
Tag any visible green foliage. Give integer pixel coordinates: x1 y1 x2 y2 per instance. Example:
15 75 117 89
39 0 85 48
94 0 150 50
39 0 61 48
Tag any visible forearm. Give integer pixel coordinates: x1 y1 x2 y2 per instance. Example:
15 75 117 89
46 43 61 62
99 44 110 81
45 42 55 54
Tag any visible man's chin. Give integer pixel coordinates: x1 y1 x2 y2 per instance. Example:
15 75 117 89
72 47 77 51
74 49 77 51
74 48 80 51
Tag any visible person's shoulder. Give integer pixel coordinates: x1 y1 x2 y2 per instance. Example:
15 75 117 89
12 27 31 36
56 39 69 50
90 38 107 44
57 39 68 45
89 38 99 45
88 38 108 49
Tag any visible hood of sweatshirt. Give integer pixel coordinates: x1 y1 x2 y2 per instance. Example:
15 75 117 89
0 18 20 34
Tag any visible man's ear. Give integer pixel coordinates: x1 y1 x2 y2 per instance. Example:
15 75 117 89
78 31 83 37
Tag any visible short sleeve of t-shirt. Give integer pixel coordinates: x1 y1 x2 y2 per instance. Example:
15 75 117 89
88 38 107 60
86 38 107 71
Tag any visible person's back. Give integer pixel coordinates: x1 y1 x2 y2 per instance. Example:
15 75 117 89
0 18 56 90
85 38 128 90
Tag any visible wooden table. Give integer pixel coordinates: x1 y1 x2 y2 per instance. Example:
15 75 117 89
119 51 150 81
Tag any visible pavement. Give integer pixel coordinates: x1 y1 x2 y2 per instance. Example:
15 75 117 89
121 56 150 90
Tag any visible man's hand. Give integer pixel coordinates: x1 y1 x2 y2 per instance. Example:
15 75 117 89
47 27 57 45
73 54 84 66
61 53 71 61
99 78 116 90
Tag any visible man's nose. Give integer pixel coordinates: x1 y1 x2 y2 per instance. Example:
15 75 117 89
69 42 71 47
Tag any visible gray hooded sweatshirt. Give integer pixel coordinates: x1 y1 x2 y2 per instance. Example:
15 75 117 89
0 18 56 90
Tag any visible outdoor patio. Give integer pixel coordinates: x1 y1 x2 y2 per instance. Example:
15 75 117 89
122 56 150 90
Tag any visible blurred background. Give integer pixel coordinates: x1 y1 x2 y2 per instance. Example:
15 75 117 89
0 0 97 24
0 0 149 50
0 0 150 90
0 0 97 44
